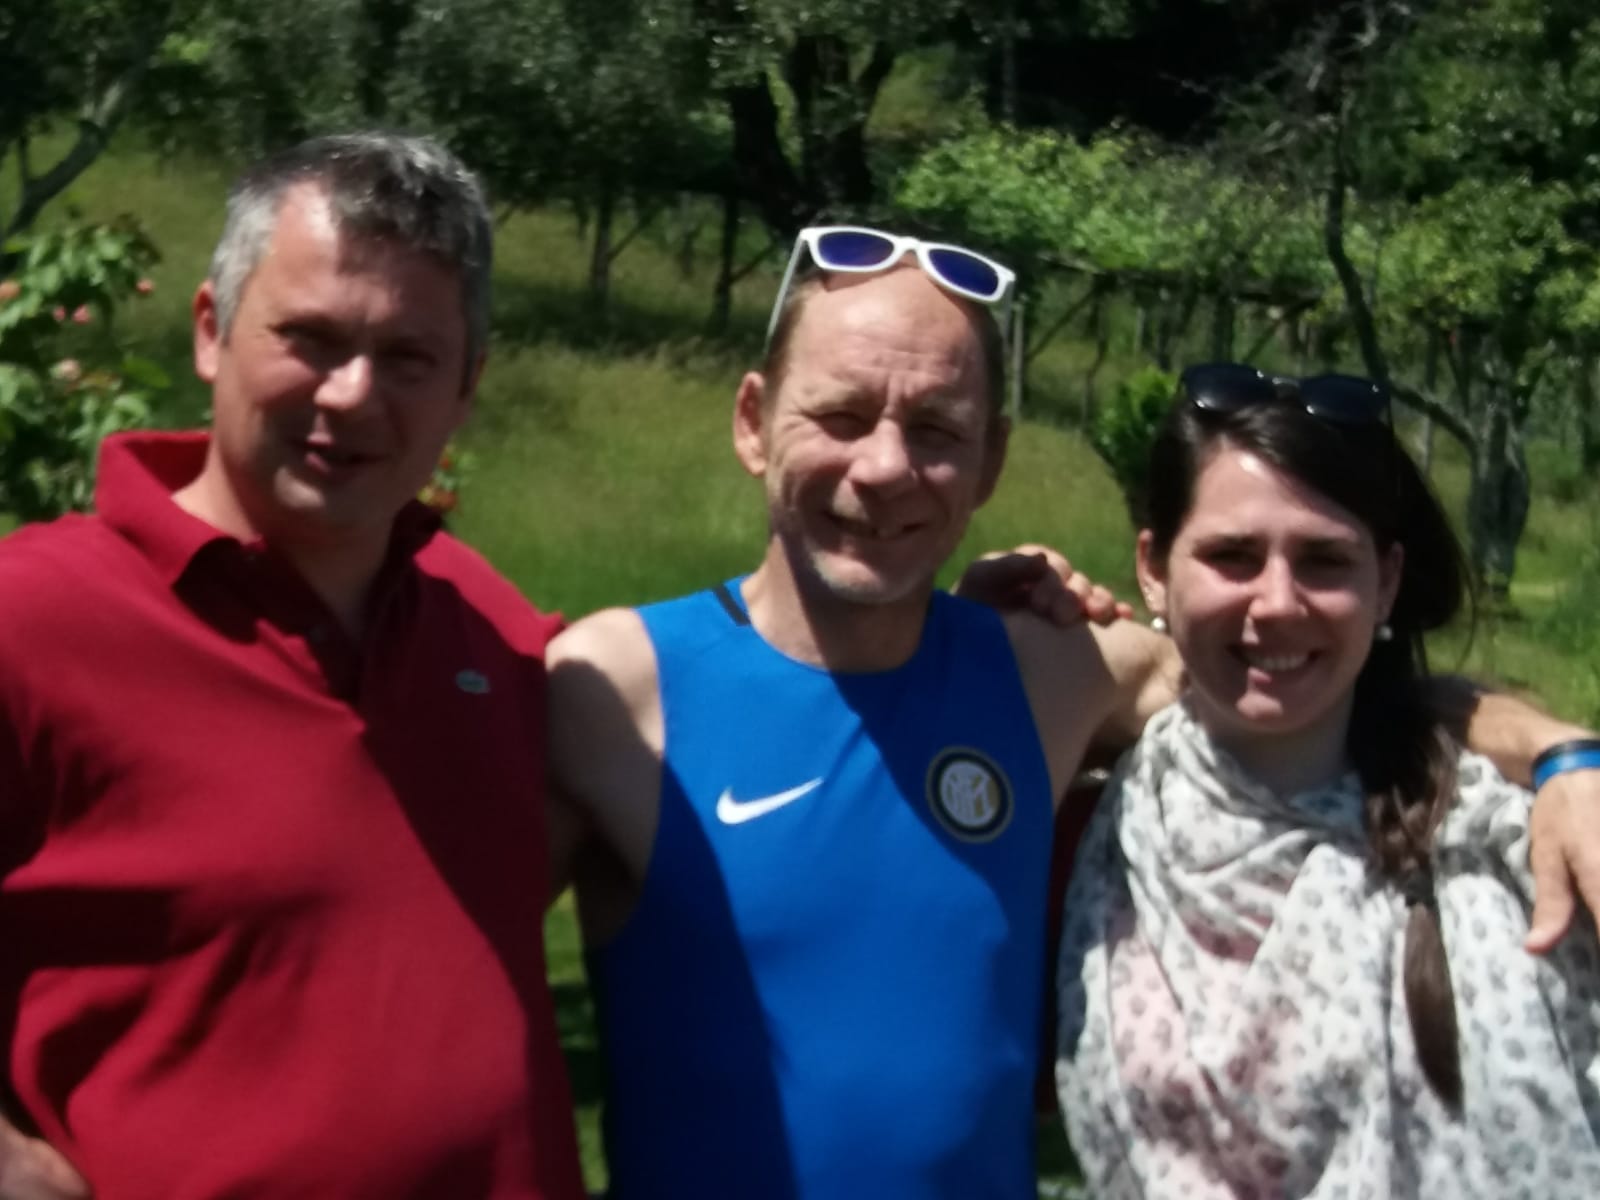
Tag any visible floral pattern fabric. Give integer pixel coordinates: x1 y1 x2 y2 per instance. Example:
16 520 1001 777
1056 702 1600 1199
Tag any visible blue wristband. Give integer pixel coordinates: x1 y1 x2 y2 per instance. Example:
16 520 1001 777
1532 743 1600 791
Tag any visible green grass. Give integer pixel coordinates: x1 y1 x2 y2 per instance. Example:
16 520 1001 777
545 896 609 1186
11 134 1600 1192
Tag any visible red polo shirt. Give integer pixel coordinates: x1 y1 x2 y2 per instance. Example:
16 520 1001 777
0 433 584 1198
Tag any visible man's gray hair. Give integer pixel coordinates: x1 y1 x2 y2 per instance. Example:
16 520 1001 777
208 131 493 385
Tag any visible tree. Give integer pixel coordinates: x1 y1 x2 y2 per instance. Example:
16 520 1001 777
0 0 188 242
894 0 1600 595
387 0 721 313
896 124 1330 395
1304 0 1600 595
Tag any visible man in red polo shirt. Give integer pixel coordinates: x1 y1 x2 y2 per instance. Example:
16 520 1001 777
0 134 584 1198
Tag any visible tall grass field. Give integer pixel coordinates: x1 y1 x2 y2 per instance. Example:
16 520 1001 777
8 137 1600 1192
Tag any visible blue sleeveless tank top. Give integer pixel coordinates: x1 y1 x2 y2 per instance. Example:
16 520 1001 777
589 582 1052 1199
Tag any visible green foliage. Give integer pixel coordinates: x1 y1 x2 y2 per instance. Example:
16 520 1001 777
700 0 965 82
1 1 177 145
1379 176 1581 338
1088 365 1174 522
419 442 475 517
387 0 722 207
0 0 190 237
0 220 164 519
896 125 1331 301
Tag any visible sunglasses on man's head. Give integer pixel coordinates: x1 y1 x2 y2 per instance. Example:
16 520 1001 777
765 225 1016 346
1179 363 1391 425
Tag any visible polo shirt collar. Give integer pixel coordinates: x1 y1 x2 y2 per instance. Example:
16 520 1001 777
95 431 444 590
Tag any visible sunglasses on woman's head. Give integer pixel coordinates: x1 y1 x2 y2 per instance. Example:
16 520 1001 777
765 226 1016 346
1179 362 1391 425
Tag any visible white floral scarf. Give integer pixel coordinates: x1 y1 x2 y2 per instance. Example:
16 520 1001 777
1056 702 1600 1199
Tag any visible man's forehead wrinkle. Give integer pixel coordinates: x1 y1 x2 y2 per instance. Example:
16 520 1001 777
801 340 980 407
801 311 980 385
833 321 974 369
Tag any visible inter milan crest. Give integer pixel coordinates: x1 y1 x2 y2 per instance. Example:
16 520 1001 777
926 747 1013 843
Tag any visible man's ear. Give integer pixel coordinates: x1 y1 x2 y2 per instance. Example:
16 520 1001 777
1134 529 1168 623
193 282 221 384
976 415 1010 507
732 371 770 478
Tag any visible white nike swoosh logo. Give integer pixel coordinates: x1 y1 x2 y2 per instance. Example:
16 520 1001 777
716 778 823 826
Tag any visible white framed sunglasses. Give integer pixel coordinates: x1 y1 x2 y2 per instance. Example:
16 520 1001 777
765 225 1017 345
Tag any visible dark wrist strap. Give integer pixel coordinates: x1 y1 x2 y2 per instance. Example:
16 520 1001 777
1531 738 1600 791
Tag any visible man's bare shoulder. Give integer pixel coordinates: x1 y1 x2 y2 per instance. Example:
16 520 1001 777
549 607 656 701
547 607 663 760
549 606 645 660
546 607 665 894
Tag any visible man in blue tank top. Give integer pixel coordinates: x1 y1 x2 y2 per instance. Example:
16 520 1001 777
544 230 1600 1199
545 243 1177 1198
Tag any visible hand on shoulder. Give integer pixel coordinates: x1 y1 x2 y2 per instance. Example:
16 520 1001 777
955 543 1133 627
1000 610 1175 798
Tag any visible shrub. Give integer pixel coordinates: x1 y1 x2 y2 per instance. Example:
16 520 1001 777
0 220 166 521
1089 365 1175 524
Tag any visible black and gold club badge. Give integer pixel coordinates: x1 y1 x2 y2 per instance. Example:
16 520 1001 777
926 747 1013 843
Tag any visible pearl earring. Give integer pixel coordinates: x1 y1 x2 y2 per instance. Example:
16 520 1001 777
1151 615 1169 634
1375 622 1394 642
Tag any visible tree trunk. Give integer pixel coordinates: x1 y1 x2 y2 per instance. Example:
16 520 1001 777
997 0 1018 123
1287 318 1308 374
1323 121 1395 386
1209 294 1235 361
710 191 739 333
4 24 163 241
1154 288 1198 371
1578 351 1599 472
357 0 418 120
724 77 810 236
1418 329 1440 474
783 35 894 215
675 194 702 280
1467 389 1531 603
1007 299 1026 420
1322 112 1476 439
1453 328 1480 422
1082 290 1109 426
588 185 614 317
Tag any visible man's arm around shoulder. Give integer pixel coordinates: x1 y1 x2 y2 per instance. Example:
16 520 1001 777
1002 613 1180 802
1429 677 1600 953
